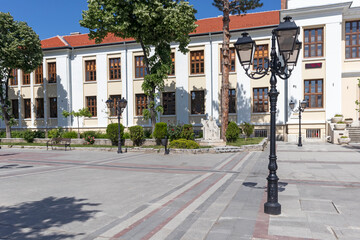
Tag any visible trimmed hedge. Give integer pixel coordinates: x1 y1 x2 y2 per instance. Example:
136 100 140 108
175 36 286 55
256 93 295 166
129 126 144 146
153 122 167 143
169 139 200 149
226 121 240 142
106 123 124 145
180 124 195 140
62 131 78 138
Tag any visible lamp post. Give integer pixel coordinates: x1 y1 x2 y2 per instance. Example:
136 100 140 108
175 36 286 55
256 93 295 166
234 16 301 215
289 100 307 147
106 97 128 154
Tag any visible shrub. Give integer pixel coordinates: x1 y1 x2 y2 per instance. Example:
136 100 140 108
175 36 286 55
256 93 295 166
153 122 167 143
95 132 108 139
169 139 200 149
143 129 152 139
84 136 95 145
241 122 254 140
123 132 130 139
106 123 124 145
167 123 182 141
11 130 24 138
129 126 144 146
334 114 343 117
23 130 35 143
180 124 195 140
226 121 240 142
0 131 5 138
81 131 97 139
34 130 45 138
340 136 349 138
62 131 77 138
336 121 345 124
48 127 63 138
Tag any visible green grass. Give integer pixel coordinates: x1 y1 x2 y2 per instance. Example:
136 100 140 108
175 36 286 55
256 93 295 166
226 137 265 147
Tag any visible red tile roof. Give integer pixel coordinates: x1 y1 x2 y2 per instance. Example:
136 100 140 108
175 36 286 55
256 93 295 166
41 10 279 50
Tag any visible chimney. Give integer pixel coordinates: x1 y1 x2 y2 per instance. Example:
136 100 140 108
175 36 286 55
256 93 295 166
281 0 287 9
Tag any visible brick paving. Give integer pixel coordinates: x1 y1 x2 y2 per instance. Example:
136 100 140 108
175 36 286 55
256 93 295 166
0 143 359 239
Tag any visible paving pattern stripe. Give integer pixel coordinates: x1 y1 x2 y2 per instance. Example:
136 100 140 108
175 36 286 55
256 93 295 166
109 162 212 170
282 179 360 188
278 160 360 164
94 153 248 239
277 150 355 153
253 192 316 240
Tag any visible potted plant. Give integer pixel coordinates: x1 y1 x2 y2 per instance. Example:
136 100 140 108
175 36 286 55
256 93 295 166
338 136 351 144
334 121 346 130
344 118 353 126
331 114 343 123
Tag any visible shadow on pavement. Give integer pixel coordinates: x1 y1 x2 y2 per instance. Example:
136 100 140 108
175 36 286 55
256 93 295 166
0 196 100 239
243 181 288 192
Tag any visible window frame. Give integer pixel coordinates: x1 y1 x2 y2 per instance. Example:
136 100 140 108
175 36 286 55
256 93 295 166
169 52 175 76
109 57 121 80
135 94 148 116
35 98 44 119
35 64 43 84
86 96 97 117
229 89 236 114
23 99 31 119
253 87 269 113
253 45 269 70
345 20 360 59
190 50 205 75
11 99 19 119
49 97 58 118
191 90 205 115
304 79 323 109
48 62 57 83
162 92 176 115
10 69 18 86
304 28 324 58
109 95 122 116
220 48 236 73
22 71 30 85
85 60 96 82
135 56 147 79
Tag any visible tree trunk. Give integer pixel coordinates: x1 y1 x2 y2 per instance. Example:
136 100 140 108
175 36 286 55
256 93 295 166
150 93 156 132
221 0 231 140
77 117 80 138
1 105 12 138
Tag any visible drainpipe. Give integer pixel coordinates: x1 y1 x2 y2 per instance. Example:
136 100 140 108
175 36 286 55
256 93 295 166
124 42 128 127
209 32 213 117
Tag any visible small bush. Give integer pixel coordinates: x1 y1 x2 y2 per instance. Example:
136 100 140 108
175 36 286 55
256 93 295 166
23 130 35 143
0 131 6 138
167 123 182 141
129 126 144 146
123 132 130 139
153 122 167 143
84 136 95 145
143 129 152 139
334 114 343 117
336 121 345 124
180 124 195 140
106 123 124 145
62 131 77 138
241 122 254 140
95 132 108 139
81 131 96 139
48 127 63 138
226 122 240 142
169 139 200 149
34 130 45 138
11 130 24 138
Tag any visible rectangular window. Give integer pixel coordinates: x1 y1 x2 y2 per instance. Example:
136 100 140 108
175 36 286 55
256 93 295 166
304 28 323 58
22 71 30 85
86 96 97 117
135 56 147 78
253 88 269 113
35 64 43 84
109 58 121 80
85 60 96 81
253 45 269 70
229 89 236 113
109 95 121 116
191 90 205 114
221 48 236 72
10 69 18 86
48 62 57 83
35 98 44 118
190 50 204 74
135 94 147 116
170 52 175 75
11 99 19 119
162 92 176 115
24 99 31 119
345 21 360 59
304 79 323 108
49 97 57 118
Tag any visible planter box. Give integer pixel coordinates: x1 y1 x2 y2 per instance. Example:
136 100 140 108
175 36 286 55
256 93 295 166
338 137 351 144
331 116 343 123
0 138 26 143
334 123 346 130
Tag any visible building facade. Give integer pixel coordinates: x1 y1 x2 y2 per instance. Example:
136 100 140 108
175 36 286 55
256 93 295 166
2 0 360 143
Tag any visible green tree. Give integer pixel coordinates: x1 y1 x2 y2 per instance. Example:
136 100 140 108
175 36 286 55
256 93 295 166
212 0 262 139
80 0 197 132
0 12 43 138
62 108 92 138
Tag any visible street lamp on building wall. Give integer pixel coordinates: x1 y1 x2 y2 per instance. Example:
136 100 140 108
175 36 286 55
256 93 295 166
106 97 127 154
289 99 307 147
234 16 301 215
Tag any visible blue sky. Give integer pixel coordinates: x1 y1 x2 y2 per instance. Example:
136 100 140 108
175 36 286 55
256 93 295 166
0 0 280 40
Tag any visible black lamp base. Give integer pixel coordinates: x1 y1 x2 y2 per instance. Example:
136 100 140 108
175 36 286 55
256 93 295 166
264 202 281 215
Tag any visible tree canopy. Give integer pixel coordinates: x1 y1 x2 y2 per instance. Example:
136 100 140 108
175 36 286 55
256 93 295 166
0 12 43 137
80 0 197 131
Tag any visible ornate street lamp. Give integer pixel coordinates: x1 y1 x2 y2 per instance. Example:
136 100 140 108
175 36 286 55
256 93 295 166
289 99 307 147
106 97 127 154
235 16 301 215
